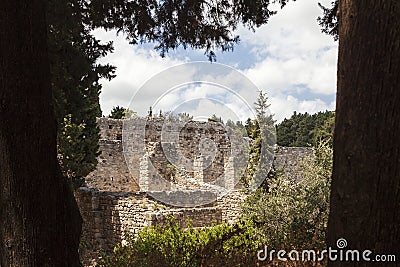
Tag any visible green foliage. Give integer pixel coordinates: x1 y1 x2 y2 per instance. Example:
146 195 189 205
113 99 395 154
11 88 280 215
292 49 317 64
276 111 335 147
317 1 338 41
312 115 335 147
87 0 288 61
57 114 99 189
242 141 332 251
47 0 116 186
109 106 126 119
109 106 136 119
98 216 261 267
208 114 223 123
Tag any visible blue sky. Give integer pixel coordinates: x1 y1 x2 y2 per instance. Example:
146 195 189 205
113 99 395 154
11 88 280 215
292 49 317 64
94 0 337 123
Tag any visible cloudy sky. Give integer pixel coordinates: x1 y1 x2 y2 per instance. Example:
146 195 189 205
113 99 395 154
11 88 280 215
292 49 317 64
94 0 337 123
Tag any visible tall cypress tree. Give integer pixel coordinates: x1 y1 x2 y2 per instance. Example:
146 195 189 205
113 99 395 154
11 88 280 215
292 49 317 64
47 0 116 187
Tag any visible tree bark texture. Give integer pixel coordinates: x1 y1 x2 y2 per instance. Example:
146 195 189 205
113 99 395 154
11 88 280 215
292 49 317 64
0 0 82 266
328 0 400 266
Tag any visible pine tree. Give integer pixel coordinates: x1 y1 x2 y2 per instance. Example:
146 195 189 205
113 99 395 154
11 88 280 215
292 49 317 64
109 106 127 119
48 0 115 187
242 90 276 189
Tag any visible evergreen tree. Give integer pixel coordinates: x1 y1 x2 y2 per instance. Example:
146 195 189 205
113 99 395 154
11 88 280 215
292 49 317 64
311 111 335 146
328 0 400 257
0 1 82 264
48 0 116 187
208 114 223 123
109 106 127 119
317 1 338 41
241 90 276 189
295 112 314 146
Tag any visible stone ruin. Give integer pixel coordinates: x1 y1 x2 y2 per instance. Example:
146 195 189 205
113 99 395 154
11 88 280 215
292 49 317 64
75 117 314 265
86 117 245 195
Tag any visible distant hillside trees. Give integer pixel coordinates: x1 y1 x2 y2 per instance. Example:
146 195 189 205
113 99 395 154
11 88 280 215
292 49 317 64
276 111 335 147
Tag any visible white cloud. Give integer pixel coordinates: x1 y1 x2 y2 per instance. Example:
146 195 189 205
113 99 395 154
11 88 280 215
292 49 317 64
150 82 255 122
241 0 337 96
93 29 186 116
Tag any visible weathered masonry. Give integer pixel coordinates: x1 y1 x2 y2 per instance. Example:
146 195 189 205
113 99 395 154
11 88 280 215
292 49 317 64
86 117 244 193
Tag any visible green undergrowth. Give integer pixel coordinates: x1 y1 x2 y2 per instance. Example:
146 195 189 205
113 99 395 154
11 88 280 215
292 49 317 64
98 217 260 267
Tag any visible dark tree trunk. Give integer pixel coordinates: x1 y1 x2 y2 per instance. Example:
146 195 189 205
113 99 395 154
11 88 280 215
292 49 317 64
0 1 82 266
328 0 400 266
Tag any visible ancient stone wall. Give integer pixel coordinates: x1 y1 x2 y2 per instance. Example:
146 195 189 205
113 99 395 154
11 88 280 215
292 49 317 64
216 190 248 224
76 187 234 266
85 118 140 191
273 146 315 180
86 117 238 192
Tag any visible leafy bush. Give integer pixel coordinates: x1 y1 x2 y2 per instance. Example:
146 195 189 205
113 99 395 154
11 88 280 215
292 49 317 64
98 217 261 267
241 141 332 251
57 114 98 189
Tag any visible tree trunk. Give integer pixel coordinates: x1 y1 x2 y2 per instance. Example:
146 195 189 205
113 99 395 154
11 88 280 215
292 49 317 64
328 0 400 266
0 1 82 266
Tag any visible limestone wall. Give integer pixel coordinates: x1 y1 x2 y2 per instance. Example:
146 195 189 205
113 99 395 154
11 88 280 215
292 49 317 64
86 117 239 192
273 146 315 180
85 139 140 191
75 187 237 266
85 118 140 191
217 190 248 224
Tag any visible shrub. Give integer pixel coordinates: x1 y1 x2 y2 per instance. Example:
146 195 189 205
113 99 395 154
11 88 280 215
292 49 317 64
98 217 261 267
241 140 332 251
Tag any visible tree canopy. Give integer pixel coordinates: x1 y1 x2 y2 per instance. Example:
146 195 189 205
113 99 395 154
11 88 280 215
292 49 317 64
109 106 127 119
317 1 338 41
86 0 288 60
